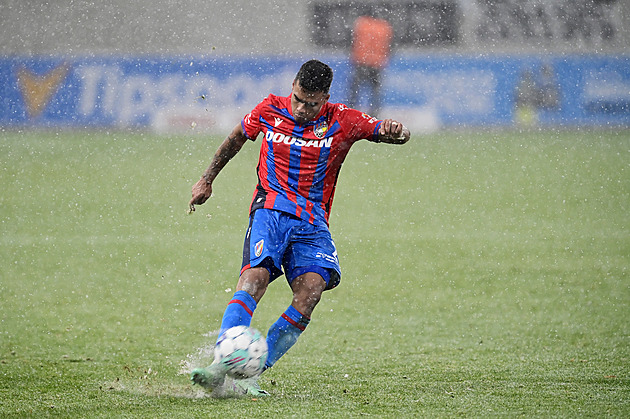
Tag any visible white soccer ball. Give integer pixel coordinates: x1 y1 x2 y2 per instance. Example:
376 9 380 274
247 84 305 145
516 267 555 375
214 326 268 379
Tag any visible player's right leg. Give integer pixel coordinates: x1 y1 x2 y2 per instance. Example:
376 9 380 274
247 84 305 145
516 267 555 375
191 268 270 391
192 209 285 392
264 218 341 370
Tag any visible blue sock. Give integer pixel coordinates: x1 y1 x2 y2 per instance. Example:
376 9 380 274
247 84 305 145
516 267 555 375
217 290 257 343
265 305 310 369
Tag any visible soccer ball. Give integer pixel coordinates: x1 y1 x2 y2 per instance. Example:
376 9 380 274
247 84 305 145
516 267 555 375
214 326 268 379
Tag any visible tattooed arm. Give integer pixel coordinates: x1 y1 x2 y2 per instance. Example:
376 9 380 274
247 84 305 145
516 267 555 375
189 124 249 212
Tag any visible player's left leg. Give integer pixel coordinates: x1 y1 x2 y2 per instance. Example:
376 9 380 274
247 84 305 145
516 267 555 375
264 272 326 369
230 274 325 397
290 271 327 318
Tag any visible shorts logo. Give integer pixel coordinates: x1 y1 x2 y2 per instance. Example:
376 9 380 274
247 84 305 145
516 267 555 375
316 251 338 264
254 239 264 257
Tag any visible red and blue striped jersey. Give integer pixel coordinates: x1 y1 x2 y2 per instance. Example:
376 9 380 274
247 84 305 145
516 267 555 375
241 93 383 226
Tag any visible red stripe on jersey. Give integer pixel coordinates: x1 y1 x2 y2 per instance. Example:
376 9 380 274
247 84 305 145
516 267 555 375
257 145 271 192
286 188 298 211
266 190 277 209
305 200 315 224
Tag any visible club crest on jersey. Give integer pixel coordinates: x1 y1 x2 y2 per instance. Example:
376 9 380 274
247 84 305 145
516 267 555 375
314 120 329 139
254 239 264 257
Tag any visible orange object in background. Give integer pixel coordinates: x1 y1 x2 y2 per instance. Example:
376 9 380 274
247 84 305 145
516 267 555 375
351 16 393 69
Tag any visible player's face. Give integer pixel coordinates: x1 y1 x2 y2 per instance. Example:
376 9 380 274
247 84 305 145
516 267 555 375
290 81 330 125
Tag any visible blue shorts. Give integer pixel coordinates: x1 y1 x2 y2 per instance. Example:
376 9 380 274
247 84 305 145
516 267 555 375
241 209 341 290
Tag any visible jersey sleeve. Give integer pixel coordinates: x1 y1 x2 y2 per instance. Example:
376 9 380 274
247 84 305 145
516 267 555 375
337 105 382 143
241 96 270 141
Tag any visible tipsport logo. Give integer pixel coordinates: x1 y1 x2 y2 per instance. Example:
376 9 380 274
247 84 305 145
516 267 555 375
16 63 70 119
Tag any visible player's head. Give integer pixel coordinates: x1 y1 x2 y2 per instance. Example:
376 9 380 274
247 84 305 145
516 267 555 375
294 60 333 94
291 60 332 125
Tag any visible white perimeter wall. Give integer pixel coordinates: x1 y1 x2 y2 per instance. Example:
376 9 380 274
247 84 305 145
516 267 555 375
1 0 629 56
0 0 311 55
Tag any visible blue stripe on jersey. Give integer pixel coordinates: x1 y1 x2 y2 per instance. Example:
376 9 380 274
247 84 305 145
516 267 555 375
287 125 305 189
291 124 305 137
260 115 273 131
287 125 305 213
324 121 341 138
309 145 331 203
271 105 292 119
287 142 302 196
308 121 339 203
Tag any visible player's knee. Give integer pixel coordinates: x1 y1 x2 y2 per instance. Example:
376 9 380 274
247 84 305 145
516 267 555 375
296 287 322 307
292 293 321 318
291 273 326 315
237 267 270 302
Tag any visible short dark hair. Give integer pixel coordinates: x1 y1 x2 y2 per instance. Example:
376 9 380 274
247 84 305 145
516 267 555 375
295 60 333 93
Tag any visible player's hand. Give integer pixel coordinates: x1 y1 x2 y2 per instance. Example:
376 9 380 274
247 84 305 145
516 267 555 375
189 178 212 213
379 119 403 138
378 119 408 144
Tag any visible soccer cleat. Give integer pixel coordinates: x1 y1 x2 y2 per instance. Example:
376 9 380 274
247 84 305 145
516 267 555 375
231 377 270 397
190 362 228 391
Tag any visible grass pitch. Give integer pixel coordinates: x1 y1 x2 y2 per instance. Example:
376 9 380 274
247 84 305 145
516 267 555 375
0 128 628 417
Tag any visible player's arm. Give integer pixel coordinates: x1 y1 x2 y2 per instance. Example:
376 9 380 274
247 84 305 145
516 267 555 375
189 124 248 212
377 119 410 144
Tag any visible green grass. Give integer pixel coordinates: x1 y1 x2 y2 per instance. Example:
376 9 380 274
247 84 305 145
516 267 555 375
1 128 628 417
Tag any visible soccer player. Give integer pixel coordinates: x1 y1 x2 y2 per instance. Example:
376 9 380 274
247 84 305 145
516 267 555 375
189 60 410 396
